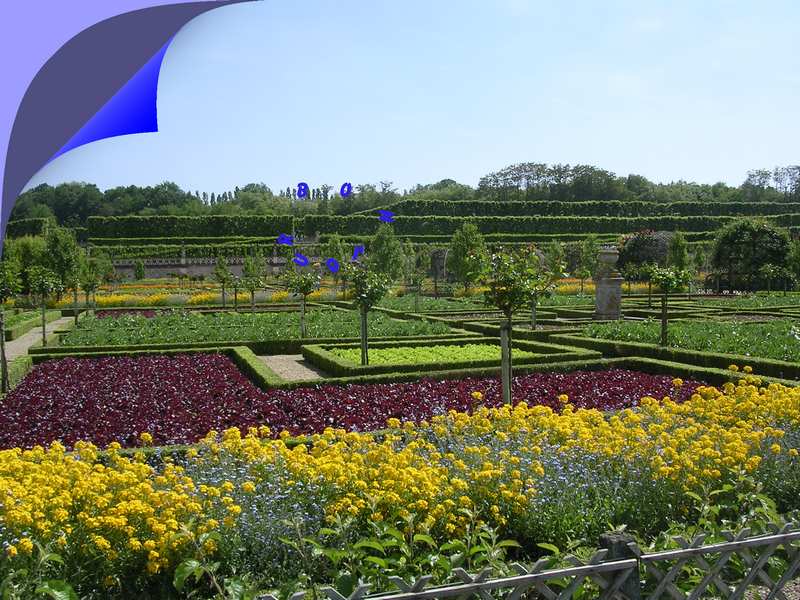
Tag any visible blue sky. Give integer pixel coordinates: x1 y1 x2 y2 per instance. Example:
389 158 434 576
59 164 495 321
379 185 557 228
26 0 800 195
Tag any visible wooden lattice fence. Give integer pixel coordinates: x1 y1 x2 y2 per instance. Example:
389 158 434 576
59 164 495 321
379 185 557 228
258 523 800 600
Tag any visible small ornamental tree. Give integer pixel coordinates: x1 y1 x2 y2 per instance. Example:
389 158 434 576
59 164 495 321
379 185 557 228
368 224 405 282
576 235 598 295
447 223 489 294
44 226 80 298
649 266 692 346
322 234 346 292
232 276 241 311
527 246 563 330
544 241 566 275
408 245 430 313
621 263 639 294
640 262 657 308
134 259 145 281
285 267 320 338
0 261 21 392
78 257 102 313
28 266 62 347
241 254 265 312
212 256 233 308
65 259 81 326
759 263 781 295
667 231 689 270
347 262 390 365
483 248 534 404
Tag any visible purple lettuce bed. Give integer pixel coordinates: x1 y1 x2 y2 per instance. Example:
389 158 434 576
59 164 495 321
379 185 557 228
0 354 701 449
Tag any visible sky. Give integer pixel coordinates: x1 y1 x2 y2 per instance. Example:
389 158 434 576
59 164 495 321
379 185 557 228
24 0 800 195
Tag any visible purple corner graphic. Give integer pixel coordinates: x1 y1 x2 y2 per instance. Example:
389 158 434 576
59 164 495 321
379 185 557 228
0 0 256 252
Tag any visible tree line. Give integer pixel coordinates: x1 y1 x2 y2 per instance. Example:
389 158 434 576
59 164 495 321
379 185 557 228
12 163 800 227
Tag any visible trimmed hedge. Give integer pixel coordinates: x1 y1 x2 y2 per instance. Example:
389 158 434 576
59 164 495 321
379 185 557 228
29 331 475 357
301 337 601 377
87 215 294 238
386 199 800 218
4 356 33 393
550 333 800 381
5 310 61 341
302 214 800 237
5 218 53 238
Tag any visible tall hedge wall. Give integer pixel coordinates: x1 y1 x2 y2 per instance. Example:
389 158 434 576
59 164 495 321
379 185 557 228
301 214 800 236
5 218 53 238
87 215 294 238
386 199 800 218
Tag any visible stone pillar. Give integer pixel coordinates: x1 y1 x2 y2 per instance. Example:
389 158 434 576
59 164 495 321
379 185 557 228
594 246 623 320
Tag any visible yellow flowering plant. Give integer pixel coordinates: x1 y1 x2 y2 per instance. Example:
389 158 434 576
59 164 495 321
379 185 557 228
0 377 798 597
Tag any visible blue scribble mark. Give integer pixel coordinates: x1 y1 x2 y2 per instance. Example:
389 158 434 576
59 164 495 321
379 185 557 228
276 233 294 245
326 257 340 274
297 182 309 198
378 210 395 223
340 182 352 198
293 253 309 266
351 244 365 261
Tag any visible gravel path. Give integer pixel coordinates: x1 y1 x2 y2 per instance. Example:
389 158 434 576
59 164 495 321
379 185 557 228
4 316 72 360
258 354 325 381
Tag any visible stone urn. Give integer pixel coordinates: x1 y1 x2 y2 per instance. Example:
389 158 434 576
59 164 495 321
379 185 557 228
594 245 623 320
596 245 620 279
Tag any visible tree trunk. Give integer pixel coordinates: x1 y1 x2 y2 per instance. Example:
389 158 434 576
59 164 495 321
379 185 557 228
500 318 513 404
84 291 90 311
250 290 255 313
41 299 47 347
414 284 420 313
300 296 306 338
647 281 652 308
359 306 369 365
580 278 584 295
221 285 226 308
73 288 79 325
660 292 668 347
0 309 8 394
234 287 238 311
530 294 538 330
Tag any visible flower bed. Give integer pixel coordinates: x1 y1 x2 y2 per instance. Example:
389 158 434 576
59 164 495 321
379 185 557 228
95 309 159 319
328 343 538 365
59 308 452 346
0 356 700 449
0 376 797 599
584 319 800 362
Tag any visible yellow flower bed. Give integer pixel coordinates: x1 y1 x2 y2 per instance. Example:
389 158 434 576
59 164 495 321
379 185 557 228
187 292 218 305
270 290 290 302
1 377 797 593
94 294 140 307
0 441 234 579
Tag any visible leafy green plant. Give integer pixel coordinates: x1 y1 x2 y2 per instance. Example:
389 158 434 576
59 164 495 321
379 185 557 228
584 318 800 361
329 343 537 366
61 309 450 346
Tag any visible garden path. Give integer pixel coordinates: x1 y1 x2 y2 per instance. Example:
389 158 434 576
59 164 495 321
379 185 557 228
5 316 73 360
258 354 325 381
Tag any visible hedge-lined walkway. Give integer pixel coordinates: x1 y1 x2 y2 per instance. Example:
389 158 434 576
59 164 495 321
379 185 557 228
5 316 72 360
259 354 324 381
